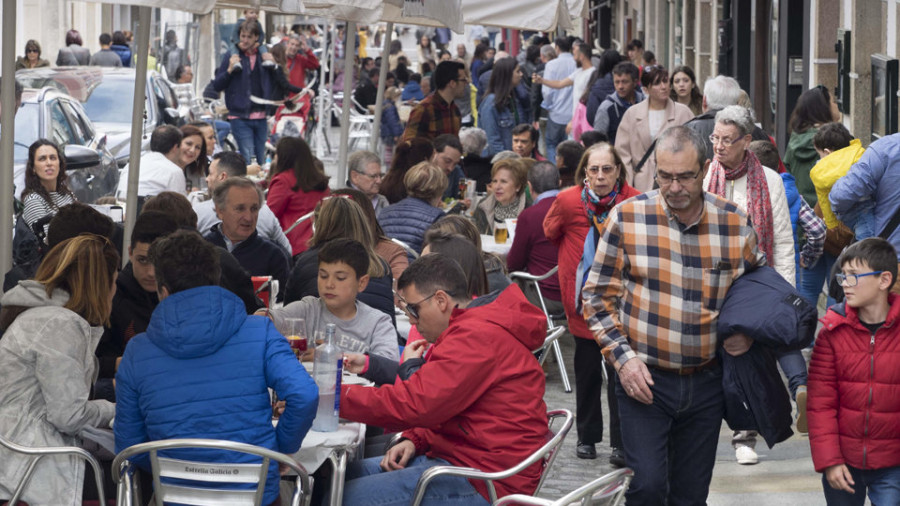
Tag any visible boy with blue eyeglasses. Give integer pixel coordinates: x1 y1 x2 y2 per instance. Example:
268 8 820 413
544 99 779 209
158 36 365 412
808 238 900 505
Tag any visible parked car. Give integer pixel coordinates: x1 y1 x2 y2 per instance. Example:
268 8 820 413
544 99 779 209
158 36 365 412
15 67 190 167
12 87 119 203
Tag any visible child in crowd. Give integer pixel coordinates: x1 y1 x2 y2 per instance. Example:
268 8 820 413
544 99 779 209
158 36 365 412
749 140 826 288
227 8 271 70
266 238 399 361
810 122 871 239
402 72 424 102
380 86 404 168
808 238 900 504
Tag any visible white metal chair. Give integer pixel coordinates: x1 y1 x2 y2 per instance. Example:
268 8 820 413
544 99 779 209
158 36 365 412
535 327 566 367
390 237 420 259
492 468 634 506
285 210 315 235
509 266 573 392
0 432 106 506
409 409 574 506
112 438 313 506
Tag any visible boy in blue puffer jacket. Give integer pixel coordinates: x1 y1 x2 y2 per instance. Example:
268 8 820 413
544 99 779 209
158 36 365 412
115 231 318 505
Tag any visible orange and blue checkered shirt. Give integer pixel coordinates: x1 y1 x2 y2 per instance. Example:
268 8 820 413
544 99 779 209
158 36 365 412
400 92 461 143
583 191 766 370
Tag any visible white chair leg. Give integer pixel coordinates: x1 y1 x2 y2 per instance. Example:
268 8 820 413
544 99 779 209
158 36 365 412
552 340 572 393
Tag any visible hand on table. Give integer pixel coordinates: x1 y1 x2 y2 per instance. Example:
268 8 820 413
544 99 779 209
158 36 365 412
617 357 654 405
380 439 416 471
343 353 367 374
401 340 428 362
825 464 855 493
723 333 754 356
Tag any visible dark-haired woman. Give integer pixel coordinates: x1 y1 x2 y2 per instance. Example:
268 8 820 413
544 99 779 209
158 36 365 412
178 125 209 193
267 137 330 256
784 85 842 207
478 58 524 157
21 140 76 237
670 65 703 116
379 137 434 204
585 49 623 123
16 39 50 70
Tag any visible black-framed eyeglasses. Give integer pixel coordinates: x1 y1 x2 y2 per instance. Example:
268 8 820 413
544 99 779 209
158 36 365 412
655 168 702 186
396 291 438 320
836 271 883 287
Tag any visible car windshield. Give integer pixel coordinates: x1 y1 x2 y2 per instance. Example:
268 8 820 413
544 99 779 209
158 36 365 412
11 103 40 163
82 79 137 124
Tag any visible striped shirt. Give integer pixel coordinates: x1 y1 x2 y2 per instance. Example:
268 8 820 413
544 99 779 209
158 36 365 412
582 191 766 370
22 191 75 234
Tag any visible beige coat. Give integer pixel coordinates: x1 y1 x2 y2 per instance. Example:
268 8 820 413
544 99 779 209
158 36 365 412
614 98 695 192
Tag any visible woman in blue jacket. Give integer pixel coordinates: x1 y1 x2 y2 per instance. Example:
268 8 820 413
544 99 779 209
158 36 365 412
478 57 524 157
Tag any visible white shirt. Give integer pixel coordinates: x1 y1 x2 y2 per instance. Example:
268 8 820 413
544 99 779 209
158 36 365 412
648 109 666 139
194 198 292 256
116 151 186 199
569 66 596 115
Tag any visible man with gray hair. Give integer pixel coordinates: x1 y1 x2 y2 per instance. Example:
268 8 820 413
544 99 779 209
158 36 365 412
204 177 291 298
685 75 770 160
507 161 562 310
582 125 764 505
284 32 319 89
702 105 801 466
459 127 494 192
346 150 389 214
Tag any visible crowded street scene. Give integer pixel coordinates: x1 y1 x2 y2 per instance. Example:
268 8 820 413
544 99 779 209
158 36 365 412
0 0 897 504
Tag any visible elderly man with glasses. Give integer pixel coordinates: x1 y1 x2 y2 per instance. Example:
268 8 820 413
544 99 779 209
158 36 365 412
347 150 389 215
582 125 765 505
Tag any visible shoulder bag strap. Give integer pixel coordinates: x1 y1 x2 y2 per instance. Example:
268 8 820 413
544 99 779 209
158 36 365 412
633 139 658 174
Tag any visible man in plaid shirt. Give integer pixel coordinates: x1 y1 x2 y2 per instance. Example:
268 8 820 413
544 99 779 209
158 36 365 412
582 126 766 505
400 60 467 142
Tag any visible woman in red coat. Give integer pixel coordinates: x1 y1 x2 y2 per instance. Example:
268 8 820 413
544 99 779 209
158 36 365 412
267 137 330 256
543 142 640 464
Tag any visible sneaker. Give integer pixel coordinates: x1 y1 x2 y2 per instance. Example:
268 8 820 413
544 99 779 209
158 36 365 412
261 59 275 68
609 447 626 468
576 442 596 460
735 445 758 465
796 385 808 434
232 61 243 73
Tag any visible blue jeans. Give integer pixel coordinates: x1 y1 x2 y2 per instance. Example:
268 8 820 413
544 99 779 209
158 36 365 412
775 348 807 399
822 464 900 505
230 117 268 165
837 199 877 241
341 455 490 506
616 365 724 506
545 119 568 166
800 251 838 310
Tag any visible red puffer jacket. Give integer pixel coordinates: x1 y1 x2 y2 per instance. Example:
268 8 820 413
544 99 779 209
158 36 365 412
808 293 900 472
340 285 549 501
542 184 640 339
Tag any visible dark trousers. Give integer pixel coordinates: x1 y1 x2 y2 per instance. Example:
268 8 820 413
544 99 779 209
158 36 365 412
616 365 724 506
573 337 606 445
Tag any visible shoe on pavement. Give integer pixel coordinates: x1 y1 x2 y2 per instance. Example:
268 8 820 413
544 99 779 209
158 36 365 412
796 385 809 434
609 447 626 468
576 442 596 460
232 61 243 73
735 445 758 465
261 59 276 68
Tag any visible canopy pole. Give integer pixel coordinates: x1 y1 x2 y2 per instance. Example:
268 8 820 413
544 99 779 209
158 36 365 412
336 21 357 187
0 0 17 273
122 5 152 267
370 22 393 153
314 22 329 159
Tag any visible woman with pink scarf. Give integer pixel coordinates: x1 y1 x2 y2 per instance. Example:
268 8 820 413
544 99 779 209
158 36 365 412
703 105 806 466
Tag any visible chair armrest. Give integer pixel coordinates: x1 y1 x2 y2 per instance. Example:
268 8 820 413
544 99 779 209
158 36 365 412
411 465 502 506
533 327 566 355
509 265 559 283
494 495 552 506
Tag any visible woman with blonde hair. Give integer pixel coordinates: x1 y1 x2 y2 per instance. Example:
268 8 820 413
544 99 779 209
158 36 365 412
0 234 119 505
284 196 395 323
474 157 530 234
378 161 448 257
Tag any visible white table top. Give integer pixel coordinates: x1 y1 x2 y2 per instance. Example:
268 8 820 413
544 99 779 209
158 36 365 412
481 234 512 256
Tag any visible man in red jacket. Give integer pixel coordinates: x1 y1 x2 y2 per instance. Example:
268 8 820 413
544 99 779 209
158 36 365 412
339 253 549 505
284 33 319 89
808 237 900 504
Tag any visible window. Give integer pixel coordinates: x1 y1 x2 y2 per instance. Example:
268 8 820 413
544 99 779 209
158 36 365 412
48 100 76 147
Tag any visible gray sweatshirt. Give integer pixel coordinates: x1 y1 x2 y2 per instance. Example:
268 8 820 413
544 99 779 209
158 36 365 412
269 296 399 361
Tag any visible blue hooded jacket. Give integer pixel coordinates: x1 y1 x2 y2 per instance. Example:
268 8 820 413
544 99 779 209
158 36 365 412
114 286 318 504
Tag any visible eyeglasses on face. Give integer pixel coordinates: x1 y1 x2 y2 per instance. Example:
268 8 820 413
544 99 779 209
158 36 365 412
26 48 39 54
359 171 384 180
586 165 618 176
836 271 883 287
709 135 739 148
396 291 438 320
655 168 702 186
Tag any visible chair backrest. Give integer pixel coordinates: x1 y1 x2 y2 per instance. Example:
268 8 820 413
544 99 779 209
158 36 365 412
112 438 312 506
0 432 106 506
390 237 419 259
493 468 633 506
535 409 574 494
509 266 560 329
533 327 565 366
251 276 278 309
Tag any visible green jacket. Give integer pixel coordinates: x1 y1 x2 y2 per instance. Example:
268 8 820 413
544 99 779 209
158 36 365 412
784 129 820 206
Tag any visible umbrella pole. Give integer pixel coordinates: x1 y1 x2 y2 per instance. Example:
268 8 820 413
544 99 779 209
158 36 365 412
336 20 356 187
314 22 328 159
370 21 393 153
0 0 17 272
122 5 152 266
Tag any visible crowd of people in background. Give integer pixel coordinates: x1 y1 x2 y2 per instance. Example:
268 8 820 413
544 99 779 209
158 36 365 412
4 19 900 506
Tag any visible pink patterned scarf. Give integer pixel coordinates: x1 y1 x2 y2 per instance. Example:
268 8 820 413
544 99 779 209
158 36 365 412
707 150 774 263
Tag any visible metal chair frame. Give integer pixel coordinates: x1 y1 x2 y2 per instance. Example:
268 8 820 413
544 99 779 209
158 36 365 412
509 266 573 393
390 237 420 260
112 438 312 506
409 409 574 506
0 432 106 506
492 468 634 506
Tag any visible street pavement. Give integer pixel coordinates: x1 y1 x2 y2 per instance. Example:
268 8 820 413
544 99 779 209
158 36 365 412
536 335 830 505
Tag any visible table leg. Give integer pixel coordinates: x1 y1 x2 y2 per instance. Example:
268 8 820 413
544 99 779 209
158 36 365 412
328 449 349 506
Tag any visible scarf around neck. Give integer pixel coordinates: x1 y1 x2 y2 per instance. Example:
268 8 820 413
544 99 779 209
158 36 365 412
582 182 624 229
707 150 774 264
